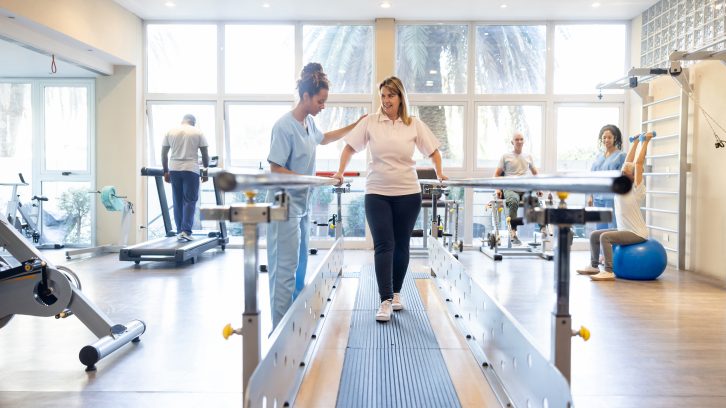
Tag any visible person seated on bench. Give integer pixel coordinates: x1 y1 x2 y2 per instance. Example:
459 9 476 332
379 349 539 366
577 132 654 281
493 132 539 245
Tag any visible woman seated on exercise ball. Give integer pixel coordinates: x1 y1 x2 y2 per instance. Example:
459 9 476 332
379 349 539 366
577 131 654 281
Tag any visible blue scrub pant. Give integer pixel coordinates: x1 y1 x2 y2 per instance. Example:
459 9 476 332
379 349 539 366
169 170 199 235
267 213 309 329
593 197 616 230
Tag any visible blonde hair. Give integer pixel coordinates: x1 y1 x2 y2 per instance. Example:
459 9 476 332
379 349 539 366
378 76 412 126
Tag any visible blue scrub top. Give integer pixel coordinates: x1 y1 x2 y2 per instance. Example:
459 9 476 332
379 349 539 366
267 111 324 217
591 150 626 200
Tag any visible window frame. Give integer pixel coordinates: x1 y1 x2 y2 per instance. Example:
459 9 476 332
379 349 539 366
142 19 630 247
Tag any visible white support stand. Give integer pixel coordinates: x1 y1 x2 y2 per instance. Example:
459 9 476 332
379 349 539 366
65 192 134 260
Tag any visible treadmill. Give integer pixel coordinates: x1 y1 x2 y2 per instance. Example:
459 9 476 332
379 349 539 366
119 162 228 265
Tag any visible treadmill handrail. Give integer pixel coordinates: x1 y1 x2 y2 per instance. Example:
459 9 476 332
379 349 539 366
140 166 222 178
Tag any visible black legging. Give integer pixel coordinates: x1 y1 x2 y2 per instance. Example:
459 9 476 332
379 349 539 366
365 193 422 302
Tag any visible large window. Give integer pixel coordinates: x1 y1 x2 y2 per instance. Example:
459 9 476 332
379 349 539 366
555 105 621 172
226 25 295 94
146 103 217 166
411 105 465 168
475 25 546 94
226 103 291 168
396 24 468 94
1 80 94 247
554 25 627 94
314 105 369 172
41 181 92 245
476 105 543 169
145 103 217 235
0 83 32 211
144 21 629 247
303 25 374 94
147 24 217 94
145 23 375 245
43 86 89 172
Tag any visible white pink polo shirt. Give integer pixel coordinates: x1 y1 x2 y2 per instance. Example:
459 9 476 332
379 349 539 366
344 113 440 196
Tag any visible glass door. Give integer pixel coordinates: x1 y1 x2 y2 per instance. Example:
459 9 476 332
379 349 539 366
39 82 95 247
0 82 33 220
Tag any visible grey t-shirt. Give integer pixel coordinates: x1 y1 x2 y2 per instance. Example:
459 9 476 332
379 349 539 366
162 124 208 172
497 152 536 176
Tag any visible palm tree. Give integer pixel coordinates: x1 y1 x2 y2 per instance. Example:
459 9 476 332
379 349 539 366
303 25 373 94
476 25 546 154
396 25 469 159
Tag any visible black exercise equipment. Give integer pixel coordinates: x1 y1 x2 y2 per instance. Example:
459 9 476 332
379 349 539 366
119 162 228 265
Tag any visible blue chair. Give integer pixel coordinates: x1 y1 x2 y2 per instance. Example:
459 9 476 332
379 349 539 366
613 239 667 280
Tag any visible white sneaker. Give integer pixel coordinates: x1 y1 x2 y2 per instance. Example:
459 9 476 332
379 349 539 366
576 265 600 275
178 231 193 242
392 293 403 311
590 271 616 281
375 300 393 322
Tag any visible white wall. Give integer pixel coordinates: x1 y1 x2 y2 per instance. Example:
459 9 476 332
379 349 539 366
687 61 726 283
0 0 140 64
629 10 726 283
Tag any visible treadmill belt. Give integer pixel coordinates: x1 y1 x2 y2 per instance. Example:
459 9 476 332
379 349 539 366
136 237 190 250
337 265 461 408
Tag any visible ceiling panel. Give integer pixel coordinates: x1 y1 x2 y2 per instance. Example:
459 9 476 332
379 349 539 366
113 0 656 22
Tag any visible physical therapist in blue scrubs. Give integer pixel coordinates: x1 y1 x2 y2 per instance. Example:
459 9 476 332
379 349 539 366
267 62 365 329
587 124 626 230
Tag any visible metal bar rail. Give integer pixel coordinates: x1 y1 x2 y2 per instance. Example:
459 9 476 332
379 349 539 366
199 170 346 407
421 173 631 386
214 169 339 191
419 171 632 195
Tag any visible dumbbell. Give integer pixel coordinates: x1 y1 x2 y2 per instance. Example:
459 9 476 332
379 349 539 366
629 131 657 142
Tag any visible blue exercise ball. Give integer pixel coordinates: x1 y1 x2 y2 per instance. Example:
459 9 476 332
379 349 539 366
613 239 667 280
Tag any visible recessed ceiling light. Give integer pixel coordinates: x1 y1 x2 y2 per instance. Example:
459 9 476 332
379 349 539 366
500 4 507 8
592 2 601 7
429 70 438 74
164 1 175 7
380 1 392 9
262 2 271 7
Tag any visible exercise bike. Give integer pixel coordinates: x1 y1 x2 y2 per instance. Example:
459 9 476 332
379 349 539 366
0 215 146 371
480 192 554 261
2 173 64 249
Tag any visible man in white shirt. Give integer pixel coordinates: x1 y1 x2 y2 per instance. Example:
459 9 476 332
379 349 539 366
161 114 209 242
493 132 539 245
